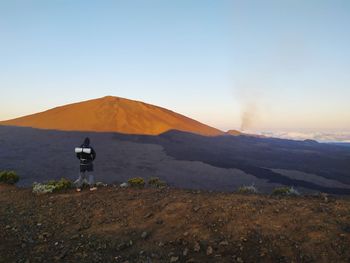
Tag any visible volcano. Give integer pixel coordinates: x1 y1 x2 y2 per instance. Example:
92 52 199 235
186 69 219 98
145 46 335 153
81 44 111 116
0 96 227 136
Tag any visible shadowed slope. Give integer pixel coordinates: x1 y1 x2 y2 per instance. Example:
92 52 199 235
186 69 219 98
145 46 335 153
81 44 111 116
0 96 226 136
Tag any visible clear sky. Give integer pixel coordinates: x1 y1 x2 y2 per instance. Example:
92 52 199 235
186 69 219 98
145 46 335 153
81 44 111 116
1 0 349 133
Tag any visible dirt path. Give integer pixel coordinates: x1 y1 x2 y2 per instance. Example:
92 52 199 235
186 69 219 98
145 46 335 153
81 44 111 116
0 184 349 263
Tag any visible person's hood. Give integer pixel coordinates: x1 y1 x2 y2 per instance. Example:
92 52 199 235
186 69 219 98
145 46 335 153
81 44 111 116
82 137 90 147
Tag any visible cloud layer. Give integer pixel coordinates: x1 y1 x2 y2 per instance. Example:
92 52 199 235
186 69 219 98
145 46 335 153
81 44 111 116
258 131 350 143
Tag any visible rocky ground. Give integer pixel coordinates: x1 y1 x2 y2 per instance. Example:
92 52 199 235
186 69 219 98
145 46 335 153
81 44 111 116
0 184 349 263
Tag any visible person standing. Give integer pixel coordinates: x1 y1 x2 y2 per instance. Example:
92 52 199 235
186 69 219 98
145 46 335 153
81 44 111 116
75 137 97 192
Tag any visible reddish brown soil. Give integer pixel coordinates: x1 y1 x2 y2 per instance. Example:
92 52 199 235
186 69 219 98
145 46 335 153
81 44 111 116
0 184 349 263
0 96 225 136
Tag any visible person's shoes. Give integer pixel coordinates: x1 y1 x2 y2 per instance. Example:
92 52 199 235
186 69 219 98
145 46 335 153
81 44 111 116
76 188 82 192
89 187 97 191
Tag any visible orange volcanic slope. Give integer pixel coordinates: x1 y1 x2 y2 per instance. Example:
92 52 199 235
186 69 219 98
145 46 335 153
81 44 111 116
0 96 227 136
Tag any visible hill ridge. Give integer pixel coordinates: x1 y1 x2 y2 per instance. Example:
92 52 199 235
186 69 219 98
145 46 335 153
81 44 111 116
0 96 230 136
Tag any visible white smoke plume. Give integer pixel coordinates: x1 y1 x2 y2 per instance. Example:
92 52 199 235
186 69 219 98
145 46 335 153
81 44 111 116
240 102 258 131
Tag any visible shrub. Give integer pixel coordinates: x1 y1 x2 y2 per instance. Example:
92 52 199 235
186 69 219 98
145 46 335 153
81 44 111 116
32 178 73 194
32 182 56 194
272 186 300 196
288 187 300 196
47 178 73 191
128 177 145 188
238 185 258 194
0 171 19 185
148 177 167 188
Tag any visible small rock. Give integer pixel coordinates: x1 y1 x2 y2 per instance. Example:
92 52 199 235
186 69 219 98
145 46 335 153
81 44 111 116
156 219 163 224
219 240 228 246
193 206 200 212
59 248 68 259
96 182 107 187
170 256 179 262
117 243 127 251
120 183 128 188
42 232 50 238
144 213 153 219
194 241 200 252
206 246 213 256
183 232 189 236
70 234 80 240
186 258 195 263
141 231 149 239
240 237 247 242
151 253 160 259
183 248 189 256
320 193 329 202
158 242 164 247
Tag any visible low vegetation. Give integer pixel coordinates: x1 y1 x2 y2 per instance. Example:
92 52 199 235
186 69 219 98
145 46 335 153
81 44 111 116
96 182 108 187
148 177 167 188
272 186 300 196
124 177 167 189
127 177 145 188
0 170 19 185
237 185 258 194
32 178 73 194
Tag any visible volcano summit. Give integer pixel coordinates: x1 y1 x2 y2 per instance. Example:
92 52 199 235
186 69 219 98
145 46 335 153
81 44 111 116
0 96 225 136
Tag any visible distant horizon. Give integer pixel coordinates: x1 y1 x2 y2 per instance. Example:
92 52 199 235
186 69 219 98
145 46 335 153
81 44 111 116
1 1 349 136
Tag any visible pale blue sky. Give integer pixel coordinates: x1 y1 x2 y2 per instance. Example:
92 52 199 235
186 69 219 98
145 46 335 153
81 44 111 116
1 0 349 132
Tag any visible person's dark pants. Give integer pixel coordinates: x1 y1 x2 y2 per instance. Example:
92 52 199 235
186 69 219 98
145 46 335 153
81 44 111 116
76 171 95 188
76 162 95 188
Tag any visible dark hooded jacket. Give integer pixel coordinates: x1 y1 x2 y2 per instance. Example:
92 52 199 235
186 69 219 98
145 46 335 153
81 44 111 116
76 137 96 172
